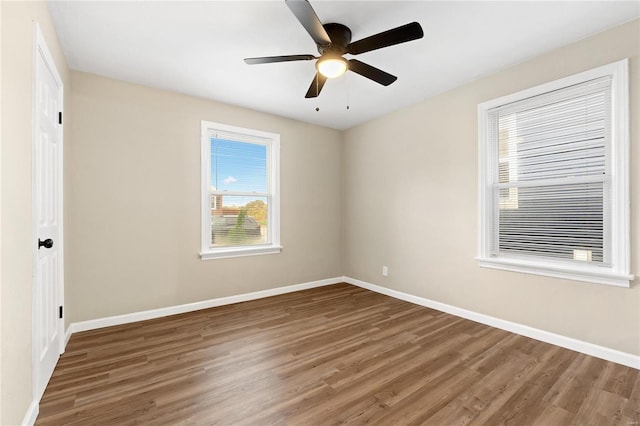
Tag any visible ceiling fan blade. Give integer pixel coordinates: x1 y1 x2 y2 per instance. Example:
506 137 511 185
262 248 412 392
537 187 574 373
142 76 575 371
305 72 328 98
244 54 316 65
348 59 397 86
347 22 423 55
285 0 332 46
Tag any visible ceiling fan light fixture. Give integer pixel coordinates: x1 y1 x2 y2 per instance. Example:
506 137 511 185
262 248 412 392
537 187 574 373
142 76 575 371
317 57 348 78
245 1 423 98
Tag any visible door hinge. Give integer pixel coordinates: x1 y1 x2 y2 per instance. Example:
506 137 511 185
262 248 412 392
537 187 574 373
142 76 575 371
59 305 63 319
58 112 62 125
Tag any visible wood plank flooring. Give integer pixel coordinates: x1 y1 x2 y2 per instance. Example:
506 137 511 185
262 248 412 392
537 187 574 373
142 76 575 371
36 283 640 425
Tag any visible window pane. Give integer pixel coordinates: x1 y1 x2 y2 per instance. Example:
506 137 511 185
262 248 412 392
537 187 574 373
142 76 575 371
490 77 611 266
211 139 267 193
210 195 268 247
497 182 604 263
497 86 608 183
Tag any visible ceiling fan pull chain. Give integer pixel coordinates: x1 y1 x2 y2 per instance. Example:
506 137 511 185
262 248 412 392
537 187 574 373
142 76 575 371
346 72 350 110
315 73 320 111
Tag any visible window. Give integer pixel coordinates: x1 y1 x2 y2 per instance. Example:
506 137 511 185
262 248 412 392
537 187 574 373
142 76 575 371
200 121 281 259
477 59 632 287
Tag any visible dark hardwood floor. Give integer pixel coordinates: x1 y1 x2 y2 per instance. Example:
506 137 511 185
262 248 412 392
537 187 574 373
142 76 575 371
36 283 640 425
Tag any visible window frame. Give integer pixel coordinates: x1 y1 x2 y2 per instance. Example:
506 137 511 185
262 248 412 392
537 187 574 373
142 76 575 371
477 59 632 287
200 121 281 260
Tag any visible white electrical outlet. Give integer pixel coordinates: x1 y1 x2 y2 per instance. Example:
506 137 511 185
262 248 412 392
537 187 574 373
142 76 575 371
382 266 389 277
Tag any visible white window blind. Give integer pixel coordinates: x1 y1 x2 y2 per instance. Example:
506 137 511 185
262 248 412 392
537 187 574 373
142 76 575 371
209 136 270 248
489 77 610 264
477 59 632 287
200 121 281 260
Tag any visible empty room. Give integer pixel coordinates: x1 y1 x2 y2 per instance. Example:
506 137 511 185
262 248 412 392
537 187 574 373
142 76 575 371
1 0 639 424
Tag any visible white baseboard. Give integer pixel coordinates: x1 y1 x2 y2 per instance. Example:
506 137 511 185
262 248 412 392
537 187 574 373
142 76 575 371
62 274 639 370
21 400 39 426
343 276 640 370
64 325 73 348
66 277 342 337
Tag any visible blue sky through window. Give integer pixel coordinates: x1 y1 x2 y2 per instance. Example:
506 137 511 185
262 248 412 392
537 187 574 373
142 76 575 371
211 138 267 206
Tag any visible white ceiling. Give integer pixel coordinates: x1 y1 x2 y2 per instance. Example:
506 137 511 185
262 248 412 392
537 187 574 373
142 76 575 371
48 1 639 130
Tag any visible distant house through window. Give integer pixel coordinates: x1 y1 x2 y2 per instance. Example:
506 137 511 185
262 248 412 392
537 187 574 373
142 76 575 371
477 59 632 287
200 121 281 259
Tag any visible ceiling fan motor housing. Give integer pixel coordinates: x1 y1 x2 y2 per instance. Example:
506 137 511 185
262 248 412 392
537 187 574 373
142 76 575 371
319 23 352 55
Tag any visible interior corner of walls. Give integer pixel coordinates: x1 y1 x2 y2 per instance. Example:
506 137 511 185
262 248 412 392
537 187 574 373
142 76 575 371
64 325 73 349
20 400 39 426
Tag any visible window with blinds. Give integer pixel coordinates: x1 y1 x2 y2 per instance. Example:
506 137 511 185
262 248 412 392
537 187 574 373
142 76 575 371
490 77 610 264
477 59 631 287
210 136 269 247
200 121 281 260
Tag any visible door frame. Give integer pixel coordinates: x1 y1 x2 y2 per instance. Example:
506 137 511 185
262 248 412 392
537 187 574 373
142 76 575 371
31 21 65 402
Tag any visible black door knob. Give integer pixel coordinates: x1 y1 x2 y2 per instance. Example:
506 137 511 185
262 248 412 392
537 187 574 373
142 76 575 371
38 238 54 249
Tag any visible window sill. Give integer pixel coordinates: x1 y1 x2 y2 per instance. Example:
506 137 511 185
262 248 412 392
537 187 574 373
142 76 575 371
200 245 282 260
476 256 633 288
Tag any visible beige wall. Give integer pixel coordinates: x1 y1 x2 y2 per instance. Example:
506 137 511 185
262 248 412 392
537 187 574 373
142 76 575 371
0 3 4 422
66 71 343 324
0 2 3 422
343 19 640 356
1 1 69 424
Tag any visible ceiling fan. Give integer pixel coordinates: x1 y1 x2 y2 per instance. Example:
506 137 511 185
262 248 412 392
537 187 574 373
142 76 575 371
244 0 424 98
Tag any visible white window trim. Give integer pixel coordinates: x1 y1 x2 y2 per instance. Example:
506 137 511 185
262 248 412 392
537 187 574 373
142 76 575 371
200 121 281 260
477 59 633 288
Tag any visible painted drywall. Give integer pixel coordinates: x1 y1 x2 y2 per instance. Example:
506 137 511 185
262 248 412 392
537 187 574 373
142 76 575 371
0 2 3 422
66 71 343 324
1 1 70 424
343 19 640 356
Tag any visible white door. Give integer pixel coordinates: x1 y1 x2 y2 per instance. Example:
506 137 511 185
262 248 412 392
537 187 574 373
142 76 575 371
33 23 64 401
